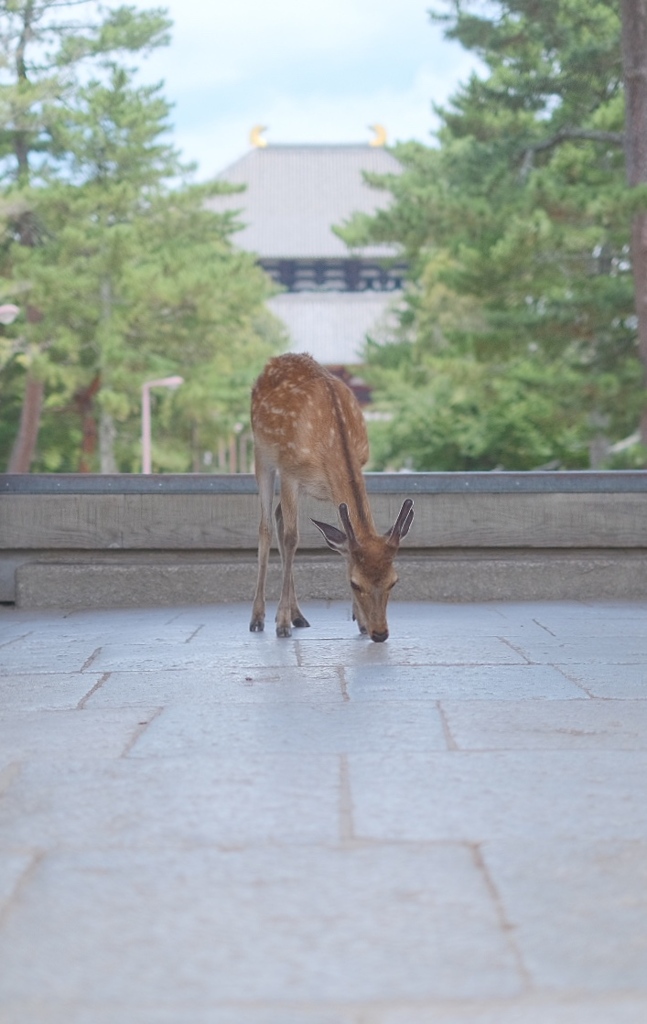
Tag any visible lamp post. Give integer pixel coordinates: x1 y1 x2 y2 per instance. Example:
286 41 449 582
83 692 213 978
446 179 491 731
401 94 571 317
141 375 184 474
0 304 20 325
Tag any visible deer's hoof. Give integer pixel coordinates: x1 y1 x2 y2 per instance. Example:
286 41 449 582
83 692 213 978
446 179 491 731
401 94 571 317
292 615 310 628
249 619 265 632
276 624 292 638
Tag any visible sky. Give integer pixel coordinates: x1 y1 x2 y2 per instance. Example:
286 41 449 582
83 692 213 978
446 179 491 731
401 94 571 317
131 0 481 180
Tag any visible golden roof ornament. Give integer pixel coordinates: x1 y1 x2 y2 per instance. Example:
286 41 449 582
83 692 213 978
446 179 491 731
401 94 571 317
250 125 268 148
369 124 387 147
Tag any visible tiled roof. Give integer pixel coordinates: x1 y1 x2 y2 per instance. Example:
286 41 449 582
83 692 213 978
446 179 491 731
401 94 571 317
207 144 402 259
268 290 401 365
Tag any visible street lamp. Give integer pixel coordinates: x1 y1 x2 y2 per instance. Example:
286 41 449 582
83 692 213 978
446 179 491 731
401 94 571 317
141 375 184 474
0 304 20 325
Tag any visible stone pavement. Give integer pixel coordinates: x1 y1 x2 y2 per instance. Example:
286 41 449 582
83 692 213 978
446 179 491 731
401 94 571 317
0 598 646 1024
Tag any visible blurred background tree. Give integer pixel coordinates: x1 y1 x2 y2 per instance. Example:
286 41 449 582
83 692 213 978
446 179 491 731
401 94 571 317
0 1 283 472
340 0 647 470
4 0 647 473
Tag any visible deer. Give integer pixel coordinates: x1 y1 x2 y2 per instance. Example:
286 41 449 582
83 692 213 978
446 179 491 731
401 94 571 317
249 353 414 642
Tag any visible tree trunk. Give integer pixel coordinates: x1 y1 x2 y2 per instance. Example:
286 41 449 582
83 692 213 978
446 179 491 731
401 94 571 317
631 213 647 445
7 372 44 472
76 375 101 473
620 0 647 448
78 413 98 472
97 278 120 473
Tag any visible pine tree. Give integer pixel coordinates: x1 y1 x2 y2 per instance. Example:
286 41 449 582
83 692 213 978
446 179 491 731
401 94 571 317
339 0 645 469
0 3 283 472
0 0 170 471
620 0 647 447
4 64 282 472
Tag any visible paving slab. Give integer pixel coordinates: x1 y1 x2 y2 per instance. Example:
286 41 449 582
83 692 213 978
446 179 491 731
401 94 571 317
0 617 204 647
0 851 35 912
0 599 646 1024
0 1003 362 1024
440 698 647 749
349 751 647 841
128 701 448 756
527 601 647 633
90 637 300 671
0 640 102 674
345 663 584 701
0 755 340 848
482 840 647 991
296 634 526 667
377 995 647 1024
0 672 107 710
86 666 345 706
503 634 647 665
557 662 647 699
2 1000 647 1024
0 709 160 759
0 846 522 1004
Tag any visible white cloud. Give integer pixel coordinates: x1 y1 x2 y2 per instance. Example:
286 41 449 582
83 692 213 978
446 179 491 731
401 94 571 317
140 0 396 91
148 0 431 81
124 0 482 178
175 59 480 180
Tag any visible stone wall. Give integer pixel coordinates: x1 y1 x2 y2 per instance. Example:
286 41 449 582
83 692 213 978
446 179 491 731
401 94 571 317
1 472 646 608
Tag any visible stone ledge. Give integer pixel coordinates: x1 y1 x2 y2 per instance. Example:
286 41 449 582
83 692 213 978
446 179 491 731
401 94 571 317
2 491 646 550
3 473 646 607
3 470 647 493
15 552 647 609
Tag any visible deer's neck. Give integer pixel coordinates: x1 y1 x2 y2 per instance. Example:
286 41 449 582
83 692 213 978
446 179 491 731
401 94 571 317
326 458 376 538
323 377 376 538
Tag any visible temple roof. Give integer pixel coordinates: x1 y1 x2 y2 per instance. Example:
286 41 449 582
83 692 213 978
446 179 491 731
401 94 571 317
207 143 402 259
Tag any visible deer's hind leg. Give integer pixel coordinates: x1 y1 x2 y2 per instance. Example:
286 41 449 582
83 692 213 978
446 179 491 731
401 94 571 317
274 478 308 637
250 455 275 633
275 500 310 629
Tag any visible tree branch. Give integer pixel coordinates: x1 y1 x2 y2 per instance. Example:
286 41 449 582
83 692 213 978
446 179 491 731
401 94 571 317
519 128 625 179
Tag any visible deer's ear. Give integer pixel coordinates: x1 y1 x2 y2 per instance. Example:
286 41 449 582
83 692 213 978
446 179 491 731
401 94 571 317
311 518 348 554
386 498 414 549
338 503 359 548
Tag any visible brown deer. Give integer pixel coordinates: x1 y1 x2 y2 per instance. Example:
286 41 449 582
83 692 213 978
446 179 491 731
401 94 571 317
249 353 414 641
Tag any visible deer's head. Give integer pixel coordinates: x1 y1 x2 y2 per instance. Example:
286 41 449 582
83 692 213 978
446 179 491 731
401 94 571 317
312 499 414 642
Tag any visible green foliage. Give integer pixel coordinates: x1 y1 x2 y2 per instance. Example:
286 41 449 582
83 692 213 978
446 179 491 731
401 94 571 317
340 0 642 470
366 348 590 471
0 2 283 472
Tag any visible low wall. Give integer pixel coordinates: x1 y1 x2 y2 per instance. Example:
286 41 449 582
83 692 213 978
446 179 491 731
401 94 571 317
1 472 646 608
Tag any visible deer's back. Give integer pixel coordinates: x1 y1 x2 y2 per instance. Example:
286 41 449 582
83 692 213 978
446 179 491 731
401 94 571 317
252 354 369 486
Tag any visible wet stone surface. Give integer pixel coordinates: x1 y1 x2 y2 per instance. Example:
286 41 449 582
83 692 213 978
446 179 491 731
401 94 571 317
0 599 646 1024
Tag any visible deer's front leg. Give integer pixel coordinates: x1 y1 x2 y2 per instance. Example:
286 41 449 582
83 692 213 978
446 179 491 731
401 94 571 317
250 461 275 632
